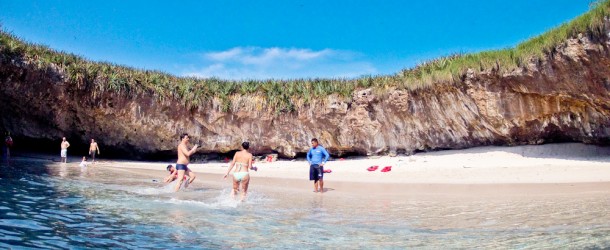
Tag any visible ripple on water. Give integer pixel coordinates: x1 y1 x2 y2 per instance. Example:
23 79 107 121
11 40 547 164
57 197 84 205
15 204 32 211
33 240 70 249
36 235 64 240
21 195 46 201
0 219 52 231
32 214 49 220
62 213 86 220
65 222 105 229
40 213 76 223
20 178 48 187
0 235 21 241
0 228 21 236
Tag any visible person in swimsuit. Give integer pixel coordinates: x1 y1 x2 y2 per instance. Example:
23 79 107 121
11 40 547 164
175 133 198 192
3 132 13 163
223 141 253 201
89 139 100 163
79 156 88 167
60 137 70 163
164 164 190 183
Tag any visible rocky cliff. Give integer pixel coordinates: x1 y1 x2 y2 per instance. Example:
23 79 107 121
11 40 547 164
2 26 610 159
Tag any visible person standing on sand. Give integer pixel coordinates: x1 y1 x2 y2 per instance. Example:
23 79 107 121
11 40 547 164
89 139 100 163
175 133 198 192
307 138 329 193
3 132 13 163
223 141 254 202
60 137 70 163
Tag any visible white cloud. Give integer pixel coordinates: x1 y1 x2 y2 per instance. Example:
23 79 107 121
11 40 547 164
183 47 377 80
205 47 245 61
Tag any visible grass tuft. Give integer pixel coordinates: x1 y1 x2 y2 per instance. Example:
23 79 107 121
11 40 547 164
1 1 609 112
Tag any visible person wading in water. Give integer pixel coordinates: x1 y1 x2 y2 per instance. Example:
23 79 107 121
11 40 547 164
174 133 198 192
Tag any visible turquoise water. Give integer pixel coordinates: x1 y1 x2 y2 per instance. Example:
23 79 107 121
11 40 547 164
1 159 610 249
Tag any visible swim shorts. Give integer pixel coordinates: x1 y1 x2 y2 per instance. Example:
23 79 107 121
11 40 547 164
309 164 324 181
60 149 67 158
176 164 189 171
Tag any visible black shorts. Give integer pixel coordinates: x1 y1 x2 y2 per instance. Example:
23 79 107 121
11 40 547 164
309 164 324 181
176 164 189 171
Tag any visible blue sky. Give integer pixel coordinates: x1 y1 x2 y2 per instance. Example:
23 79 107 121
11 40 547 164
0 0 591 80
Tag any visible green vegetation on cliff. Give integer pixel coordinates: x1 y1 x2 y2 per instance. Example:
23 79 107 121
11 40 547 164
1 1 609 112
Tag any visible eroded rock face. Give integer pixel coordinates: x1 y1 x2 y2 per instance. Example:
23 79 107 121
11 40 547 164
1 31 610 159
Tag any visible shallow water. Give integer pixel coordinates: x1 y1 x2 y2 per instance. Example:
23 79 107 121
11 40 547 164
1 159 610 249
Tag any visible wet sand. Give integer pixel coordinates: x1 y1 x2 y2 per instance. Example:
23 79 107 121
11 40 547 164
63 143 610 199
106 167 610 199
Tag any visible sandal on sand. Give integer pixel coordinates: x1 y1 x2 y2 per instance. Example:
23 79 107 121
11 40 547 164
323 169 332 173
367 166 379 171
381 166 392 172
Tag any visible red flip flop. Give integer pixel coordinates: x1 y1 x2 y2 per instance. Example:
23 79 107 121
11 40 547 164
367 165 379 171
381 166 392 172
323 169 332 173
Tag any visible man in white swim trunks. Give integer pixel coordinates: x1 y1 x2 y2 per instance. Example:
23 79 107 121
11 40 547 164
60 137 70 163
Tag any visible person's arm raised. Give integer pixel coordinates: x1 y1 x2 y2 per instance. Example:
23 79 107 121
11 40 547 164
180 144 199 156
180 144 198 157
188 144 199 155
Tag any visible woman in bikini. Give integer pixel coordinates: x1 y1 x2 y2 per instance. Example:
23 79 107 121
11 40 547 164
223 141 253 201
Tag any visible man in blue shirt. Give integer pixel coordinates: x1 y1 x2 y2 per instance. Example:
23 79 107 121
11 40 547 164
306 138 330 193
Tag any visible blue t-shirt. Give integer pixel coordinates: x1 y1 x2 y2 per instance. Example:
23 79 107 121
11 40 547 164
307 146 329 165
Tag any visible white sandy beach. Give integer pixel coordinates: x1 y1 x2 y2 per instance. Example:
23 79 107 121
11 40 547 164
44 142 604 200
99 143 610 185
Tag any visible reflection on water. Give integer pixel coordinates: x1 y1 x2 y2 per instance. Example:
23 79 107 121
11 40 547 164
1 159 610 248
